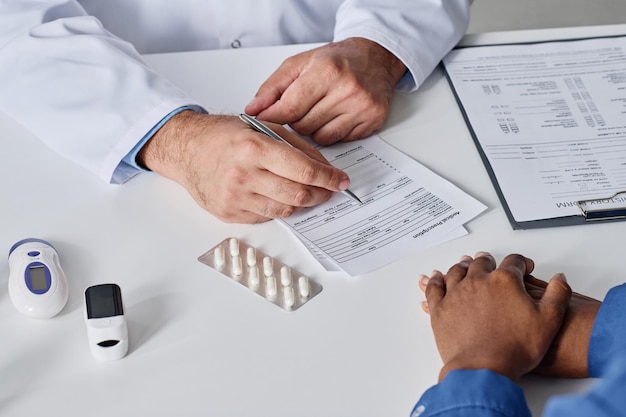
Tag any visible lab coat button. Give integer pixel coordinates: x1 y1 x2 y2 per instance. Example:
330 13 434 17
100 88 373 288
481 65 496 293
231 39 241 48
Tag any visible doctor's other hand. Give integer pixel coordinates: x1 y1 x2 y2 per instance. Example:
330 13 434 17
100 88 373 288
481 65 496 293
419 252 572 383
245 37 407 146
137 110 351 223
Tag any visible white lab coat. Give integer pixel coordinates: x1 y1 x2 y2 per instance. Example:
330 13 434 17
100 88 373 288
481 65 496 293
0 0 471 184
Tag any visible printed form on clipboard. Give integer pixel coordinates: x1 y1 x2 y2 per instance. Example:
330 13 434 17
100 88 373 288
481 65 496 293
277 134 486 276
442 34 626 229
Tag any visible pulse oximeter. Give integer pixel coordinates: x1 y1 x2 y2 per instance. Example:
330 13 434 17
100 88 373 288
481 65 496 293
8 238 69 319
84 283 128 360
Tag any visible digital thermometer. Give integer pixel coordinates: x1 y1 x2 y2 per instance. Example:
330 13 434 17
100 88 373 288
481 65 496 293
8 238 69 319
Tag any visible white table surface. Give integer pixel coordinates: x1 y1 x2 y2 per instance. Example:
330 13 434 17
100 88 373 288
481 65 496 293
2 24 625 417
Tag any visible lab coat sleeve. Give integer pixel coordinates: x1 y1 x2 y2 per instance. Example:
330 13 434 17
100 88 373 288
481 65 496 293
0 1 203 184
334 0 472 91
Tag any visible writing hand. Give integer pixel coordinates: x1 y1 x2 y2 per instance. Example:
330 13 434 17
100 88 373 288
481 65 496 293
420 252 571 382
245 37 407 146
138 111 351 223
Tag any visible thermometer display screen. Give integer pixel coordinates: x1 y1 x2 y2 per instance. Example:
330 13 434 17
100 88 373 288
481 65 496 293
29 266 48 291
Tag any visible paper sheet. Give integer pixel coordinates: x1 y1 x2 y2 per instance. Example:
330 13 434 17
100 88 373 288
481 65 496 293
279 135 485 276
293 227 469 272
443 35 626 225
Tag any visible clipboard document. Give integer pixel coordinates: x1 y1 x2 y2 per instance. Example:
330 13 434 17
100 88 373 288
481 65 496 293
443 35 626 229
279 135 486 276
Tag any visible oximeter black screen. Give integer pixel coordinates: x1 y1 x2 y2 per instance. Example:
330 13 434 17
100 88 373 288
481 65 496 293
85 283 124 319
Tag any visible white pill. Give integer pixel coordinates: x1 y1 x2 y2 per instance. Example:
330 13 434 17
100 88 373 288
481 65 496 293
246 247 257 267
263 256 273 277
214 246 225 268
232 255 243 276
283 286 295 309
248 266 260 288
298 276 310 298
265 275 277 300
229 238 239 257
280 266 292 287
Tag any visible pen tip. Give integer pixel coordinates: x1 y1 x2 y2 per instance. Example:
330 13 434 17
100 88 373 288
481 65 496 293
344 189 362 204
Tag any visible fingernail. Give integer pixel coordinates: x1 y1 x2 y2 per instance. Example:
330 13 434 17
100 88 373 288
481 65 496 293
459 255 472 262
419 274 429 286
474 251 491 258
338 178 350 191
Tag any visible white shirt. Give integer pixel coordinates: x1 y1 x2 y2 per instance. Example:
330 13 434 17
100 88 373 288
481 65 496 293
0 0 471 183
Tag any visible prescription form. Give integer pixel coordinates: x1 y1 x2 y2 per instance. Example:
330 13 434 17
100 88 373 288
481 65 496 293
279 135 486 276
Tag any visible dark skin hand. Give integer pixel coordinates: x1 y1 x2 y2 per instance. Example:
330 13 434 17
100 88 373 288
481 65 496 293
524 274 600 378
419 252 572 382
419 254 601 379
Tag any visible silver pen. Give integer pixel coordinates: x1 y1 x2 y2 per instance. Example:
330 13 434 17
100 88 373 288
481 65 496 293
239 113 362 204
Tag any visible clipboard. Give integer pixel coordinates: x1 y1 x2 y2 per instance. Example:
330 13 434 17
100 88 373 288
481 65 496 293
577 192 626 221
441 34 626 230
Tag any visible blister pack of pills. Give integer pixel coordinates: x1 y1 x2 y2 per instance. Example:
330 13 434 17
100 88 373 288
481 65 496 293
198 237 322 311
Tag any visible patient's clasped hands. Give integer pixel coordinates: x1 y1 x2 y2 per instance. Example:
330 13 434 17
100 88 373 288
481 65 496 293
419 252 601 382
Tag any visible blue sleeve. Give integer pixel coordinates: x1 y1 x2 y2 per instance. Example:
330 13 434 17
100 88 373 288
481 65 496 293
544 355 626 417
411 369 531 417
412 284 626 417
542 283 626 417
112 105 206 183
588 283 626 378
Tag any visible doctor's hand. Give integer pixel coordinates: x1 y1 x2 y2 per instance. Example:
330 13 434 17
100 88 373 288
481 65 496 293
137 110 351 223
419 252 571 383
244 37 407 146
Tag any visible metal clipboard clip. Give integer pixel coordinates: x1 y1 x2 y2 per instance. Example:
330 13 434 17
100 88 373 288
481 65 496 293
576 191 626 222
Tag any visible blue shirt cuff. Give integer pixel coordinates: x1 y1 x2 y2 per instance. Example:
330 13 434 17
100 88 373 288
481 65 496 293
588 283 626 378
111 105 206 184
412 369 531 417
